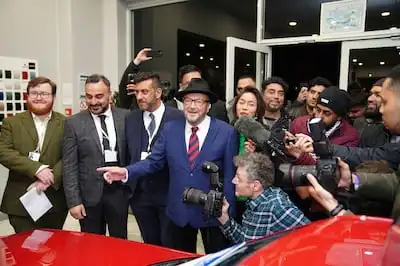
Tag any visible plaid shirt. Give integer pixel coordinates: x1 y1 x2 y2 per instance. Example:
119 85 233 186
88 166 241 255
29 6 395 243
220 187 310 244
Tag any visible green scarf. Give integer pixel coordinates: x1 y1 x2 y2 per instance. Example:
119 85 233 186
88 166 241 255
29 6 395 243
236 132 248 201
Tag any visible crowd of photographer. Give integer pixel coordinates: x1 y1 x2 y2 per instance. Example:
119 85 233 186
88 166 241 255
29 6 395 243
2 45 400 256
109 48 400 251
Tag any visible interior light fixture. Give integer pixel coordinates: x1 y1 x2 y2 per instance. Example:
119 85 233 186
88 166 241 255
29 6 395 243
246 63 250 67
199 43 205 48
380 61 385 65
215 66 219 69
368 73 372 77
390 27 398 30
352 59 358 63
358 62 363 66
185 53 190 56
210 57 214 61
289 21 297 27
200 56 204 60
381 11 390 17
396 46 400 49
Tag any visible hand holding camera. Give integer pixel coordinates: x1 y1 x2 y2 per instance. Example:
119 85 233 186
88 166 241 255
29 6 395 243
284 132 313 158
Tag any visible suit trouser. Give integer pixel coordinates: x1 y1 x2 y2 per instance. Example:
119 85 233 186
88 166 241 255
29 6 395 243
166 220 231 254
79 182 129 239
130 202 170 247
9 211 68 233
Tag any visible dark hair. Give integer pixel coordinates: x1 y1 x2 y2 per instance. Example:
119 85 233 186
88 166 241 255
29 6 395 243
373 78 386 87
85 74 111 90
27 76 57 95
234 152 275 188
356 160 394 173
178 65 202 83
237 74 256 83
298 82 309 90
261 76 289 94
387 64 400 93
350 91 368 108
232 87 266 123
309 77 332 89
133 72 161 89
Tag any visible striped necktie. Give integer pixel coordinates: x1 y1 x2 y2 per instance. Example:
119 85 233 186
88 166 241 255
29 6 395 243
188 127 199 168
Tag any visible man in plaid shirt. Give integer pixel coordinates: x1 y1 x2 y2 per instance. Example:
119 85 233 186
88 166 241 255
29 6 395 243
218 153 310 244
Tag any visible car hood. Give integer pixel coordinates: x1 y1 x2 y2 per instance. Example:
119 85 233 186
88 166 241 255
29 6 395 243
0 229 198 265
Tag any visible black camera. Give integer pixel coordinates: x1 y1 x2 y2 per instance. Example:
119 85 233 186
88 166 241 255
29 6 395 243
182 161 224 219
277 118 339 193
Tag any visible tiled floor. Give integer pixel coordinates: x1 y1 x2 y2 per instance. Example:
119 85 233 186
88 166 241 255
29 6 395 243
0 213 205 254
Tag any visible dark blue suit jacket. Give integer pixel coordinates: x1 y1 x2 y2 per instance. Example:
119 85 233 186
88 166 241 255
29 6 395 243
126 117 238 228
125 105 183 206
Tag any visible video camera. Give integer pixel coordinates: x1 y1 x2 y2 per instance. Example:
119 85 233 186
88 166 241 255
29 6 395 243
182 161 224 219
276 118 339 193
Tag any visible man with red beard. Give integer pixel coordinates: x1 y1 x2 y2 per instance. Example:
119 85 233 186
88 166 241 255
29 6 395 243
0 77 67 233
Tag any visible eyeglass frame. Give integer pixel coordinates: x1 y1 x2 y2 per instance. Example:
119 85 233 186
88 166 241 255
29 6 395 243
182 96 209 106
28 91 53 98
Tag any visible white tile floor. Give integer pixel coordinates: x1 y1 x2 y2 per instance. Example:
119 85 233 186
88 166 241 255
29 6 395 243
0 213 205 254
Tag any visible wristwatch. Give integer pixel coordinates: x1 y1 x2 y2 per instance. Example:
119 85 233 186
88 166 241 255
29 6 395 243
350 172 360 192
329 204 344 217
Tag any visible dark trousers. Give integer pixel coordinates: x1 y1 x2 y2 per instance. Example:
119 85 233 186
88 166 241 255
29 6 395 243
9 211 68 233
130 202 170 247
79 183 128 239
166 220 231 254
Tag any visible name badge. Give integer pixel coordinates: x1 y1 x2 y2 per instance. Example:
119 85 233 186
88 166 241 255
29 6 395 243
104 150 118 163
28 152 41 162
140 152 150 160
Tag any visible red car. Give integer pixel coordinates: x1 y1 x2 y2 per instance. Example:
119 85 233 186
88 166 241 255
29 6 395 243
0 215 398 266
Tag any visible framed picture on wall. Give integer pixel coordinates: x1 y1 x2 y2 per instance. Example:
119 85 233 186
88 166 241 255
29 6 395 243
320 0 367 35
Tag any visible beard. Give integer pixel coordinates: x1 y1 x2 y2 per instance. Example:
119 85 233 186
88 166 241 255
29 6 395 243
28 101 53 116
364 107 382 121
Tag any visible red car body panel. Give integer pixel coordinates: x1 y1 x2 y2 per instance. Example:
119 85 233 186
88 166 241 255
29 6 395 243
240 216 393 266
0 229 198 266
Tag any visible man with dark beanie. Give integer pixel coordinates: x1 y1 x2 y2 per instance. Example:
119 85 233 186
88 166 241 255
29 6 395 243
289 86 360 165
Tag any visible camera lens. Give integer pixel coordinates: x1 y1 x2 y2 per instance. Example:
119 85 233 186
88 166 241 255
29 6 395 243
183 188 208 205
277 164 317 188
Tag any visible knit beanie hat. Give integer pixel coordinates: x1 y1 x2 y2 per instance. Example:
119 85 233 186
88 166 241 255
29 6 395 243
317 86 351 117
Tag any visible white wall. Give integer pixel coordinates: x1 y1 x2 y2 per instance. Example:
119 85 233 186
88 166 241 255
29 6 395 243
0 0 129 215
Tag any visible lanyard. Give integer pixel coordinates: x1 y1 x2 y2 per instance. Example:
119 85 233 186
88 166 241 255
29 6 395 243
34 120 48 153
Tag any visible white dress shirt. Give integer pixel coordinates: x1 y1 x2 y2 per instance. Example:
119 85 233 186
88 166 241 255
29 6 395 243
90 107 117 151
143 102 166 148
185 116 211 152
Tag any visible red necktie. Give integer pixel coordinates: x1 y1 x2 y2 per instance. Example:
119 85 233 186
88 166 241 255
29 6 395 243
188 127 199 168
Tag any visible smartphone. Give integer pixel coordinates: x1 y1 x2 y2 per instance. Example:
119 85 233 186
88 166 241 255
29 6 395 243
127 73 135 84
147 50 163 58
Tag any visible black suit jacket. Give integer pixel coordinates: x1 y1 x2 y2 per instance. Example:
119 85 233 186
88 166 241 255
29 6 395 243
125 105 184 205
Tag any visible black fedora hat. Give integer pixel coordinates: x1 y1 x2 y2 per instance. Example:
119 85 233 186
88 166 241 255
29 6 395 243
175 78 218 104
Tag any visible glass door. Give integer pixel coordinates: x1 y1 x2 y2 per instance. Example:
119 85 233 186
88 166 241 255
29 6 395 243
225 37 272 104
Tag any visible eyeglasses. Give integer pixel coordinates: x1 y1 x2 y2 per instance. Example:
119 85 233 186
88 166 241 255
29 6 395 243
183 97 209 106
29 91 52 98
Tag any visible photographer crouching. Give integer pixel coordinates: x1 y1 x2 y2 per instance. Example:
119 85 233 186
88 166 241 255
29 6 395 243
217 152 310 244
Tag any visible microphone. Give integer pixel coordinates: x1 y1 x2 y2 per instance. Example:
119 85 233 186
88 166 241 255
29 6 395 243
234 116 270 149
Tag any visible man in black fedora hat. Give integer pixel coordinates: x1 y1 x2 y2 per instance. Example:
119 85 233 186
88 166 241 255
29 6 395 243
98 78 237 254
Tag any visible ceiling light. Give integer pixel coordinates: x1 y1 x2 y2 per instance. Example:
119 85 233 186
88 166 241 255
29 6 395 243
381 11 390 17
199 43 205 48
215 66 219 69
289 21 297 27
185 53 190 56
352 59 358 63
200 56 204 60
246 63 250 67
397 46 400 49
312 34 319 37
358 62 363 66
368 73 372 77
210 57 214 61
390 27 398 30
380 61 385 65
